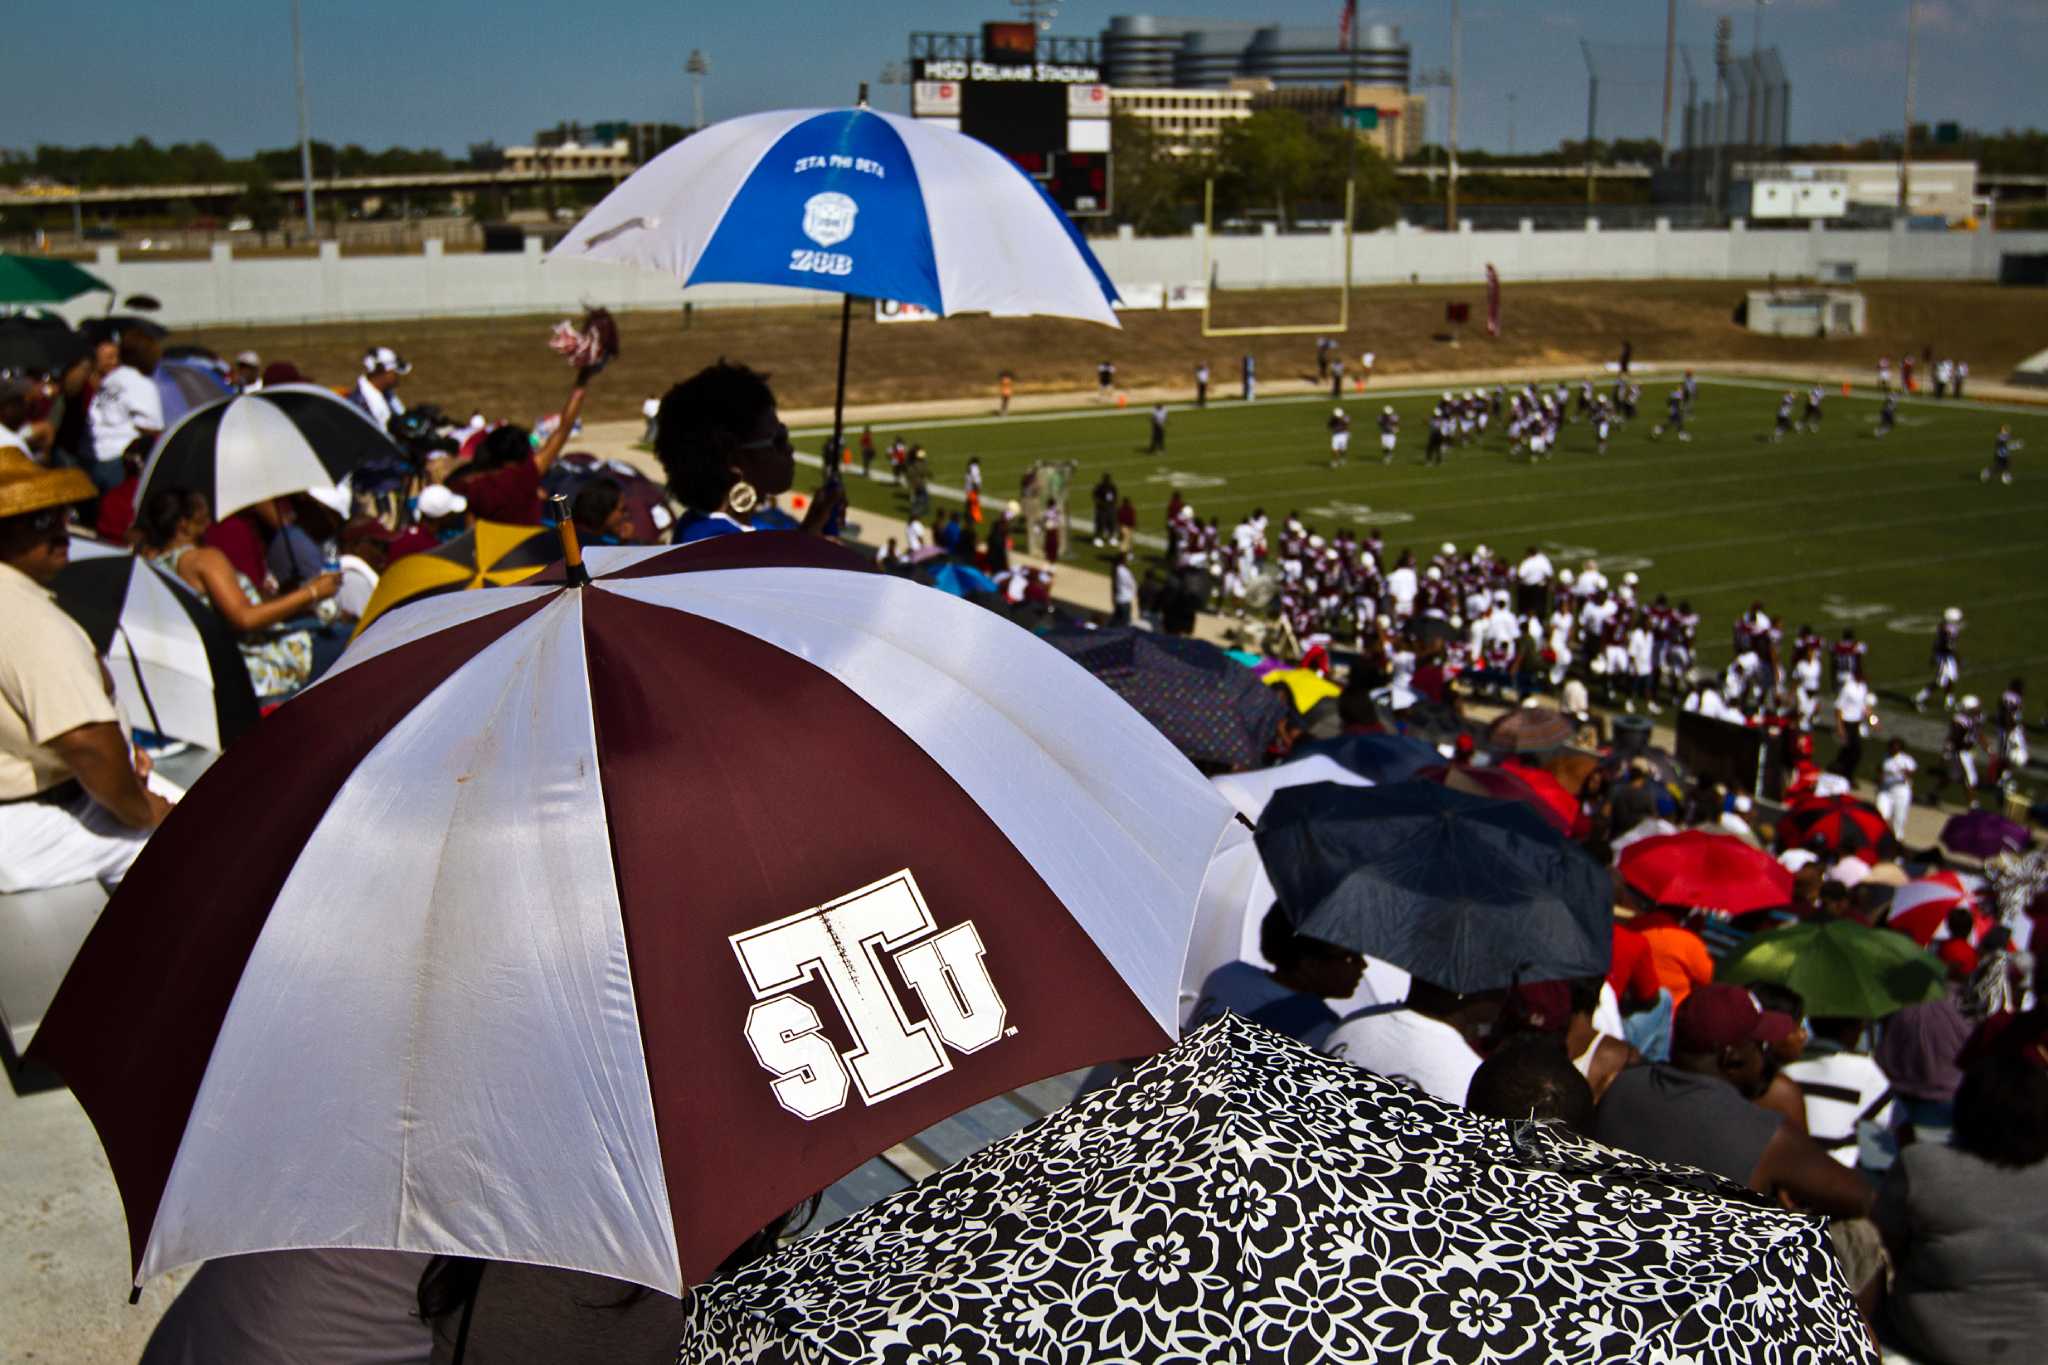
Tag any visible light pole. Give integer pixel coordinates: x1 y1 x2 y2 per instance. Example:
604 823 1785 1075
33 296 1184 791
1446 0 1461 232
1746 0 1771 172
1660 0 1676 164
1712 17 1732 222
292 0 316 238
1899 0 1919 218
686 50 709 131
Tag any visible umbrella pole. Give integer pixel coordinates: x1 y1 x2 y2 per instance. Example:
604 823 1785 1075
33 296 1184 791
830 292 853 464
115 624 166 738
549 494 590 587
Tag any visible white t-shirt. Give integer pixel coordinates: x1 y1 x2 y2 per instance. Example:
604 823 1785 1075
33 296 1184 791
89 365 165 461
1113 562 1137 605
1385 566 1418 609
1835 678 1873 725
903 518 928 553
354 375 399 431
1782 1051 1894 1166
1881 750 1918 789
1323 1006 1482 1106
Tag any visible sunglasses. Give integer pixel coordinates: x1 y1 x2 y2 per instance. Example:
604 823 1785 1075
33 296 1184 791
734 422 792 454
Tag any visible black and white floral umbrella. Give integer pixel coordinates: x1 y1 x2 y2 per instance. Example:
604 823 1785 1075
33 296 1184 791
679 1013 1873 1365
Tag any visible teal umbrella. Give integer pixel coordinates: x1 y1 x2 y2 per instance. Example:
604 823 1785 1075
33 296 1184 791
1720 918 1948 1019
0 254 114 305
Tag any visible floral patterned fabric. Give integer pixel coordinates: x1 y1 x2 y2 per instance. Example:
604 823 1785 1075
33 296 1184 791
677 1014 1874 1364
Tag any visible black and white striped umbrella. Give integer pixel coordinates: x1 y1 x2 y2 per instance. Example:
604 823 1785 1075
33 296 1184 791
137 383 399 519
54 536 261 752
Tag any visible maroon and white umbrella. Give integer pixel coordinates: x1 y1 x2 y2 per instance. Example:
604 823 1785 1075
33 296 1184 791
31 532 1249 1294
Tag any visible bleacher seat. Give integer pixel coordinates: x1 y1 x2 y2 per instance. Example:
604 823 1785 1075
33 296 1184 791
0 880 109 1061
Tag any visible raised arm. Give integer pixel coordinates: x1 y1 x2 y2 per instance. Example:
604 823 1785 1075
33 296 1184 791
532 367 599 476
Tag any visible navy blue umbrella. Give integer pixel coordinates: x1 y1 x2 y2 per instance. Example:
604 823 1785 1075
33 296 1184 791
1041 626 1289 772
1291 731 1440 785
1256 781 1612 994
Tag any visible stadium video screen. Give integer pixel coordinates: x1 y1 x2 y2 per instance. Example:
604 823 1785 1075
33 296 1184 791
961 82 1067 158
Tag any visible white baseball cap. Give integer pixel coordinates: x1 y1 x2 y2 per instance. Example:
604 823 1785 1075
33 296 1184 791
418 485 468 519
303 478 351 518
364 345 412 376
234 350 261 368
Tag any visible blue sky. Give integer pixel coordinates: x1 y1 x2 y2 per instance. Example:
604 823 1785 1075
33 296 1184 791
4 1 2042 158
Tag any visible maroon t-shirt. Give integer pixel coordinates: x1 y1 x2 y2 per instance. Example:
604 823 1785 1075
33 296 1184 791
203 511 270 586
454 460 542 526
383 527 439 564
97 475 140 543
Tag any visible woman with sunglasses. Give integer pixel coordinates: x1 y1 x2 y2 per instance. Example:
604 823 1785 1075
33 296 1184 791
652 362 843 544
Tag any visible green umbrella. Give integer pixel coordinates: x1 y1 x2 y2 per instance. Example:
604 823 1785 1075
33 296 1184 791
1720 918 1948 1019
0 254 114 305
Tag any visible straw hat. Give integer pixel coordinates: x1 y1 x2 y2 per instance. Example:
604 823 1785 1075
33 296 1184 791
0 448 96 520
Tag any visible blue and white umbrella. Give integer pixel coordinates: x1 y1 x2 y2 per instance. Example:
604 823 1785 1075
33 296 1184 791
549 106 1120 326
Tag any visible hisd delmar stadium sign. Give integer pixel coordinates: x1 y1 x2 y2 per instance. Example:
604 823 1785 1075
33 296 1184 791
915 59 1102 83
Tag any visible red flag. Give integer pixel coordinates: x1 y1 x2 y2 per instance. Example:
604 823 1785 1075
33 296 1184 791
1485 263 1502 338
1339 0 1357 50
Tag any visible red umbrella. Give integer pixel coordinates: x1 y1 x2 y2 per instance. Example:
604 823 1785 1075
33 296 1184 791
1780 794 1889 857
1619 830 1794 914
29 532 1247 1295
1883 871 1990 946
1506 763 1581 832
1415 763 1572 834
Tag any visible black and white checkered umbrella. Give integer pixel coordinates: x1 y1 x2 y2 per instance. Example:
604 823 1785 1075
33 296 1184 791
137 383 399 519
679 1014 1873 1364
54 537 260 752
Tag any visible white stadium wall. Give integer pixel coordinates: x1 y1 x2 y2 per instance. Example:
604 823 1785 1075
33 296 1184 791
53 224 2048 329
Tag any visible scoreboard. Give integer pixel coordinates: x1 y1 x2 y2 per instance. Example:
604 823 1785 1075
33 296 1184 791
911 29 1112 217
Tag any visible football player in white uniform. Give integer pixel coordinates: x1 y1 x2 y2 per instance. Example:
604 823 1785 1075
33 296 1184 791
1378 406 1399 463
1914 608 1964 712
1327 407 1351 468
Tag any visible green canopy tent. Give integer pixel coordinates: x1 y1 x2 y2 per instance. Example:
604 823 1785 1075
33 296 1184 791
0 255 114 306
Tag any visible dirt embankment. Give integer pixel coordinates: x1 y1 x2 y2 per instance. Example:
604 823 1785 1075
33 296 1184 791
184 280 2046 425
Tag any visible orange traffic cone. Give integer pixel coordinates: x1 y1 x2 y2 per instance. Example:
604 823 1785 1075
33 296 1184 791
1116 392 1128 407
1841 381 1852 396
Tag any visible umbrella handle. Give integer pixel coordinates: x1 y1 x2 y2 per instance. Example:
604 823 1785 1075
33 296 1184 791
550 494 590 587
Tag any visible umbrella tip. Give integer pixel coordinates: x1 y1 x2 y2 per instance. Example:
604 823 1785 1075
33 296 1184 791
550 494 590 587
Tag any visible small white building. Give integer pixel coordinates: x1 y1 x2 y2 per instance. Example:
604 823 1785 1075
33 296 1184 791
1744 289 1866 338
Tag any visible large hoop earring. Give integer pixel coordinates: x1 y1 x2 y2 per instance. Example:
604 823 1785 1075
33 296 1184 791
726 481 759 516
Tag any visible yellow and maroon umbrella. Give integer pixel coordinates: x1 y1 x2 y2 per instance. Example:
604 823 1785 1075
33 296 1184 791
350 521 559 639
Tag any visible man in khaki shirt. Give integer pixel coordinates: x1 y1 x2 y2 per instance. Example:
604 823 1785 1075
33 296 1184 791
0 449 169 892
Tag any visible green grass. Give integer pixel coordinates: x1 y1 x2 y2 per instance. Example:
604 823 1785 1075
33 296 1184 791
810 376 2048 796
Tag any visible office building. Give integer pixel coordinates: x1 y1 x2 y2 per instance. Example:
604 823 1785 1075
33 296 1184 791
1102 16 1410 90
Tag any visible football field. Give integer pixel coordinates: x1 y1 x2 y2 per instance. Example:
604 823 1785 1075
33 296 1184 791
815 376 2047 754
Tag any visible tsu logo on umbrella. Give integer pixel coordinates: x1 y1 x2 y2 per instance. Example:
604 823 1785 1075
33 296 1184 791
732 869 1010 1121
